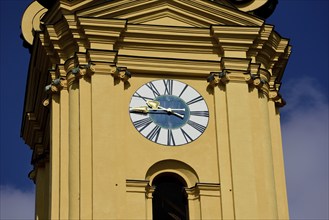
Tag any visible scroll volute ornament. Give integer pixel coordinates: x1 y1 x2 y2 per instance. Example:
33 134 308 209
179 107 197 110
21 1 48 45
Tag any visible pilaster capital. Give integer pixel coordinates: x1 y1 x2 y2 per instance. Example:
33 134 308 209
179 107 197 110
208 59 273 98
185 183 221 200
145 184 156 199
207 58 256 86
220 57 251 83
184 185 200 200
196 183 221 197
110 65 132 83
246 68 271 97
46 66 67 94
268 82 286 107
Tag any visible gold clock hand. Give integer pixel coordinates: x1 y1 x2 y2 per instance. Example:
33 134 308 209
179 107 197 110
129 106 175 113
129 106 149 113
146 100 160 109
157 106 184 118
146 100 185 118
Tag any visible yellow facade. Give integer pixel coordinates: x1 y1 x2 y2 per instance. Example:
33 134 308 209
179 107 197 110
21 0 291 219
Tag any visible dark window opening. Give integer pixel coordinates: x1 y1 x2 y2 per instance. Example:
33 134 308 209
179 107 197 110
152 173 189 220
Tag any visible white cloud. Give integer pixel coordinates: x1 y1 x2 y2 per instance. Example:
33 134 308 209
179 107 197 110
281 77 329 220
0 185 35 220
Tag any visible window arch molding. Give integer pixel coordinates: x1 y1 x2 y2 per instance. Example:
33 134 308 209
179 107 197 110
145 159 199 188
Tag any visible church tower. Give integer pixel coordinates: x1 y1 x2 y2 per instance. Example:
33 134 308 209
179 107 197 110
21 0 291 219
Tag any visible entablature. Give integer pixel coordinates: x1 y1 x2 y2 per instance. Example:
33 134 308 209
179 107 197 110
22 0 290 73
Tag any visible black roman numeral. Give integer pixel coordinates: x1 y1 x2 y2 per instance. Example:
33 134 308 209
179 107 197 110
178 84 188 97
186 96 203 105
133 92 153 102
180 128 193 143
146 82 160 97
163 79 173 95
190 111 209 117
133 117 153 132
146 125 161 142
167 129 175 146
187 120 206 133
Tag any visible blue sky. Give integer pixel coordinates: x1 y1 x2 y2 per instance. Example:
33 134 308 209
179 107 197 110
0 0 328 219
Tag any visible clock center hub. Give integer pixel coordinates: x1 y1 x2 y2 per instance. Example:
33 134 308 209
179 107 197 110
149 95 190 129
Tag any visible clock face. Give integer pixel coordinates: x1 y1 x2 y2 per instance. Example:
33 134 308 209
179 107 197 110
129 79 209 146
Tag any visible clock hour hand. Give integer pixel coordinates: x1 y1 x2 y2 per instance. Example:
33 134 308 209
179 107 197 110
146 100 185 119
129 106 149 113
129 106 184 114
157 106 185 118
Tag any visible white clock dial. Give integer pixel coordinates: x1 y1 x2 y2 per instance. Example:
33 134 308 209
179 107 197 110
129 79 209 146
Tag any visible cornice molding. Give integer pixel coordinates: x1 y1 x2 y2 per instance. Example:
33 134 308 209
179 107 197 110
32 0 289 75
76 0 264 27
126 179 150 193
117 55 220 77
212 25 261 52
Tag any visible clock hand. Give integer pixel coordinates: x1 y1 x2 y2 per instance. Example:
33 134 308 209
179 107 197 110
157 106 184 118
129 106 185 113
129 106 149 113
146 100 185 119
146 100 160 109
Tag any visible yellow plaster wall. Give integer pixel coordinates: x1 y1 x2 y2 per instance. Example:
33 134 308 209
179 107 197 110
44 71 287 219
22 1 290 219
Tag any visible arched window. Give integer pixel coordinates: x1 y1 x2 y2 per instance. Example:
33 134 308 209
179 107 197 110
152 173 189 220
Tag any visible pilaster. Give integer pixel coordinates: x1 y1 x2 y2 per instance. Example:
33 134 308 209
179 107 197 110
78 62 93 220
49 94 60 220
185 185 201 220
249 86 278 219
207 57 276 219
197 183 221 220
268 101 289 219
59 85 69 220
145 184 155 220
213 83 235 220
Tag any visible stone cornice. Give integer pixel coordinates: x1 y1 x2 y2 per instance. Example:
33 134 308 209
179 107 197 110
248 25 291 79
34 2 290 76
44 16 78 63
117 55 220 77
76 0 264 27
212 25 261 52
123 23 214 48
126 179 150 194
78 17 127 50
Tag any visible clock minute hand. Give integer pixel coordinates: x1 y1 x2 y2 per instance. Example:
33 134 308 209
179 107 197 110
156 106 184 118
130 106 184 113
146 101 185 119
